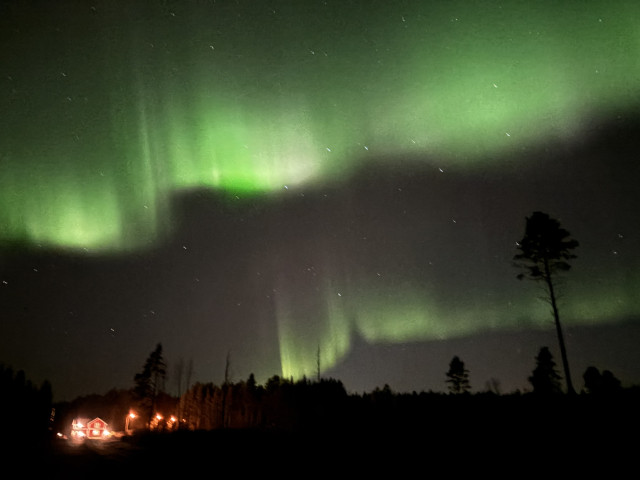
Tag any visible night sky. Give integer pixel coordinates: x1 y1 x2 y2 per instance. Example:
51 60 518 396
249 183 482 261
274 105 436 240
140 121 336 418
1 0 639 401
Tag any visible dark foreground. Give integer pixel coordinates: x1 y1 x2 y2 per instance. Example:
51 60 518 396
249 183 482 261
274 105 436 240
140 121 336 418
24 427 636 478
12 393 640 477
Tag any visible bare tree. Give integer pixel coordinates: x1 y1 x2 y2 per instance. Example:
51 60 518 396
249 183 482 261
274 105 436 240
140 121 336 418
174 358 184 398
221 351 231 428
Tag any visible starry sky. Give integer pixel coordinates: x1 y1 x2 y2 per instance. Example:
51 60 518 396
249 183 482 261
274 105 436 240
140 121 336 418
1 0 639 401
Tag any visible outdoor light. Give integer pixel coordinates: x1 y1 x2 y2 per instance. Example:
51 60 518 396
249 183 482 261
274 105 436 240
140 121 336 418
125 411 137 434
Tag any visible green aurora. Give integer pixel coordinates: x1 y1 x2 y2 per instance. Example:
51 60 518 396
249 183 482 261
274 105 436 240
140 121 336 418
1 1 639 387
2 1 638 251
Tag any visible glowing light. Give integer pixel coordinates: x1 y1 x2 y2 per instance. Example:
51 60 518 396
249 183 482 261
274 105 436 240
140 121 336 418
1 1 638 251
274 261 640 381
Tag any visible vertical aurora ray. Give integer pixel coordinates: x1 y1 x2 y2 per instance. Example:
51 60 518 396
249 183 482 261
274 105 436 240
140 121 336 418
0 155 126 250
270 247 355 380
276 283 353 381
163 98 325 192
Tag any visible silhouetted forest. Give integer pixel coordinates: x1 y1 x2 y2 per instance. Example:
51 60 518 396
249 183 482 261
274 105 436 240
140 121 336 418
50 370 639 435
3 350 639 476
0 363 53 454
6 343 638 438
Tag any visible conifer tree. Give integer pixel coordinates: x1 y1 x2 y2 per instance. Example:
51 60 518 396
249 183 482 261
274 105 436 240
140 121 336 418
446 356 471 394
514 211 579 394
529 347 563 394
134 343 167 427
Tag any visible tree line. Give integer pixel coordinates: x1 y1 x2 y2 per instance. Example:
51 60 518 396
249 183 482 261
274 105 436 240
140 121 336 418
6 339 636 442
445 349 623 396
110 340 632 435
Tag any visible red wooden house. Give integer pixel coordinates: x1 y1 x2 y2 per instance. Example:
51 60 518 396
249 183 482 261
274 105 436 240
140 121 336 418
71 417 110 440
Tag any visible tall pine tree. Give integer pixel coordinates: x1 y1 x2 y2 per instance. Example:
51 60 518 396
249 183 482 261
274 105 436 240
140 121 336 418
514 212 579 394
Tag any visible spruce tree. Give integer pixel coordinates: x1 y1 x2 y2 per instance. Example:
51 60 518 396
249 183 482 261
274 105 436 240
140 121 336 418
529 347 563 394
134 343 167 427
446 356 471 394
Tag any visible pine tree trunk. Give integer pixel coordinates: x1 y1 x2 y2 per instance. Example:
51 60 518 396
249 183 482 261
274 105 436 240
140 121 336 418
546 272 575 394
